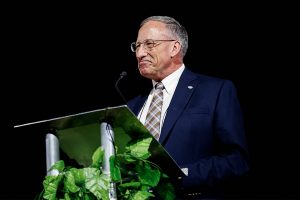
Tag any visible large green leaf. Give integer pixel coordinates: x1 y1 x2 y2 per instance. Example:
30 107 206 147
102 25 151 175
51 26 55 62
43 175 63 200
91 146 104 168
127 138 152 159
84 168 110 200
48 160 65 173
64 170 80 193
110 155 122 182
132 191 154 200
69 168 86 185
136 162 160 187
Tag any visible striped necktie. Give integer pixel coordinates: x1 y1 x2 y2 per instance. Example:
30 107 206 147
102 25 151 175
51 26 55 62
144 82 164 140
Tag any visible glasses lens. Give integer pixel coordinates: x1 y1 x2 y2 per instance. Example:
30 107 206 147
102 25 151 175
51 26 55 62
145 40 155 50
130 42 136 52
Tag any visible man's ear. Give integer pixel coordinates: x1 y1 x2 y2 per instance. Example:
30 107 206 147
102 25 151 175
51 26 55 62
171 41 181 57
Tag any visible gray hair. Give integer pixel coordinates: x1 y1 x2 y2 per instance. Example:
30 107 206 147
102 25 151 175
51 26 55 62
140 16 188 58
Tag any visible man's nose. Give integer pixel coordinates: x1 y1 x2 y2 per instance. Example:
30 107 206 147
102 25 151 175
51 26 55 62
135 46 148 58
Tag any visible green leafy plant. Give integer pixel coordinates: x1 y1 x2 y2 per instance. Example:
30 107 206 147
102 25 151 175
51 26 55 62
37 137 175 200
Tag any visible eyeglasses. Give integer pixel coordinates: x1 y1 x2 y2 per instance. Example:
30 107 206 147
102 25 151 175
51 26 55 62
130 39 176 52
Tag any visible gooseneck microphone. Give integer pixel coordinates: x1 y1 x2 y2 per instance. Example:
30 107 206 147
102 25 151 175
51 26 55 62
115 71 127 105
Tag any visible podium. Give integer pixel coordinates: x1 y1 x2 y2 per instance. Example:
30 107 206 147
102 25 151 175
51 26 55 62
14 105 185 199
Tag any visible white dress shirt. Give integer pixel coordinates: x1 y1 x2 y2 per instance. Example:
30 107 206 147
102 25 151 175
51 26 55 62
138 64 185 132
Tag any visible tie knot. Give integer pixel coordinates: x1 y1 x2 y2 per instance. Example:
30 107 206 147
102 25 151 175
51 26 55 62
155 82 164 90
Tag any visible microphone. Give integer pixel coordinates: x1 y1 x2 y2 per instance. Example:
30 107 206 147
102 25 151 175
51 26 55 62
115 71 127 105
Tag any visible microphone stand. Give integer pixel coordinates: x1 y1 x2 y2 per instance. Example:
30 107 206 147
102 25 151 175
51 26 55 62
114 71 127 104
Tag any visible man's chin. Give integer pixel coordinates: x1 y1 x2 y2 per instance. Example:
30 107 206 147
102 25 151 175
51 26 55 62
139 66 149 74
139 69 152 78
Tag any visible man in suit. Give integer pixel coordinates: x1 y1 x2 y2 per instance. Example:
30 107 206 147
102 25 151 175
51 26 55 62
127 16 249 198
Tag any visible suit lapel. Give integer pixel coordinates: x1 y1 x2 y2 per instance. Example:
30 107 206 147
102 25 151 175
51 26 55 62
159 69 198 144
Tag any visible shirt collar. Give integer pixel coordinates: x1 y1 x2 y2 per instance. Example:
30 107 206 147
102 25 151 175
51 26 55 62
152 64 185 94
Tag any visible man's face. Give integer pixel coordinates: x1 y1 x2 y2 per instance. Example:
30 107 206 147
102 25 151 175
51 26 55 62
135 21 176 81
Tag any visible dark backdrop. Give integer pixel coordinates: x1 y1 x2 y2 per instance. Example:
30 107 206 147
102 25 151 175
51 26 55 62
9 2 298 199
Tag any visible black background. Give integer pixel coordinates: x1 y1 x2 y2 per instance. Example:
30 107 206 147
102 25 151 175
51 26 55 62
9 2 299 199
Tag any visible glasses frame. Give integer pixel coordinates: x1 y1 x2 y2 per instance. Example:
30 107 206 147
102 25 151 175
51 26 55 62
131 39 176 52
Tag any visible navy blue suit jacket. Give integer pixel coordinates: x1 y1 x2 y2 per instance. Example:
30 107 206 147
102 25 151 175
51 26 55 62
127 68 249 193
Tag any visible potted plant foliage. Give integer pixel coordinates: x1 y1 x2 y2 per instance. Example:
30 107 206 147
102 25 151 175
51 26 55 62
36 137 176 200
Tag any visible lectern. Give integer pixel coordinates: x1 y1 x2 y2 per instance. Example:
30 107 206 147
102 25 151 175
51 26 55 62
14 105 185 199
